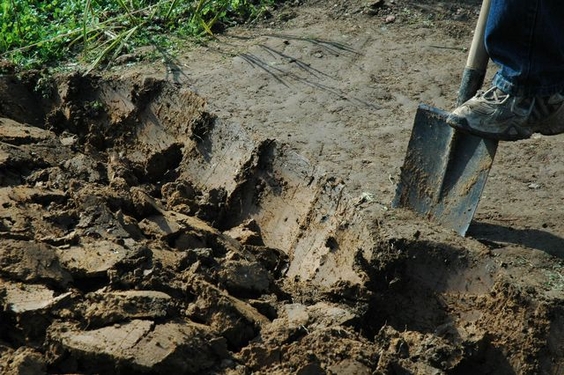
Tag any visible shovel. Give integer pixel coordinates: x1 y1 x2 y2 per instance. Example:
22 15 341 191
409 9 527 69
392 0 498 236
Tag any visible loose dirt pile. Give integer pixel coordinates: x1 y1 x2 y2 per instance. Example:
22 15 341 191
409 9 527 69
2 1 564 374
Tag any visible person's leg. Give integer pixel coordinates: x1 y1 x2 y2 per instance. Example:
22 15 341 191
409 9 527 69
487 0 564 96
447 0 564 141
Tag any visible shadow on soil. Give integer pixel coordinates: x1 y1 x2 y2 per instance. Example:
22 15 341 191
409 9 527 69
469 222 564 258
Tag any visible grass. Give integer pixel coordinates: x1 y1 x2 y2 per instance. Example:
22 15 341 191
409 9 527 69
0 0 279 71
544 264 564 292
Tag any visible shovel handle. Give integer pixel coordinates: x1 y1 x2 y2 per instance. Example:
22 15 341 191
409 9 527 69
457 0 491 105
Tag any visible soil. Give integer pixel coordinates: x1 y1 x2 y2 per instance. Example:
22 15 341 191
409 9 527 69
2 1 564 374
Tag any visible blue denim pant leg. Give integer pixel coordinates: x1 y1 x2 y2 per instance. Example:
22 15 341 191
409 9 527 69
485 0 564 96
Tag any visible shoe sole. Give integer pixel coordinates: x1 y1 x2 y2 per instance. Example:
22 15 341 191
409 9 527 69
446 114 531 142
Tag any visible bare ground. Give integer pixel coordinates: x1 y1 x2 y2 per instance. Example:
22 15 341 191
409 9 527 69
1 1 564 374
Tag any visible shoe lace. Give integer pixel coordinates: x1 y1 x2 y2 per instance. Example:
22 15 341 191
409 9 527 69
481 87 509 104
484 87 537 117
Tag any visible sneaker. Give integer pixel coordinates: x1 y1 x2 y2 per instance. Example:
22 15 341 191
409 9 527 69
446 87 564 141
529 92 564 136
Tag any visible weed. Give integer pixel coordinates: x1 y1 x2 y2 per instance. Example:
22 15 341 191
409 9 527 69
544 264 564 291
0 0 279 70
34 74 56 98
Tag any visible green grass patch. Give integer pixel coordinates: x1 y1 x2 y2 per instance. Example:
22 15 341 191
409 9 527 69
1 0 279 70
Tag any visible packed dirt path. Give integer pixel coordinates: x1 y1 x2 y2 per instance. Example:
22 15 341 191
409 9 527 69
2 1 564 374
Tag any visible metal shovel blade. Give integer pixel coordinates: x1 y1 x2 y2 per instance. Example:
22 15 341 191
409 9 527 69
392 104 498 236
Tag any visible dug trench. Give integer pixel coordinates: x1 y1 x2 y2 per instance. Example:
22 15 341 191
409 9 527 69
1 72 564 374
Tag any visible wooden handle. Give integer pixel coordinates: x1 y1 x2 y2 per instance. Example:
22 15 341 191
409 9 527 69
457 0 491 105
466 0 491 71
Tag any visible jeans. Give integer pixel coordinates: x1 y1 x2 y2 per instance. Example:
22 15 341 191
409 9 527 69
486 0 564 96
